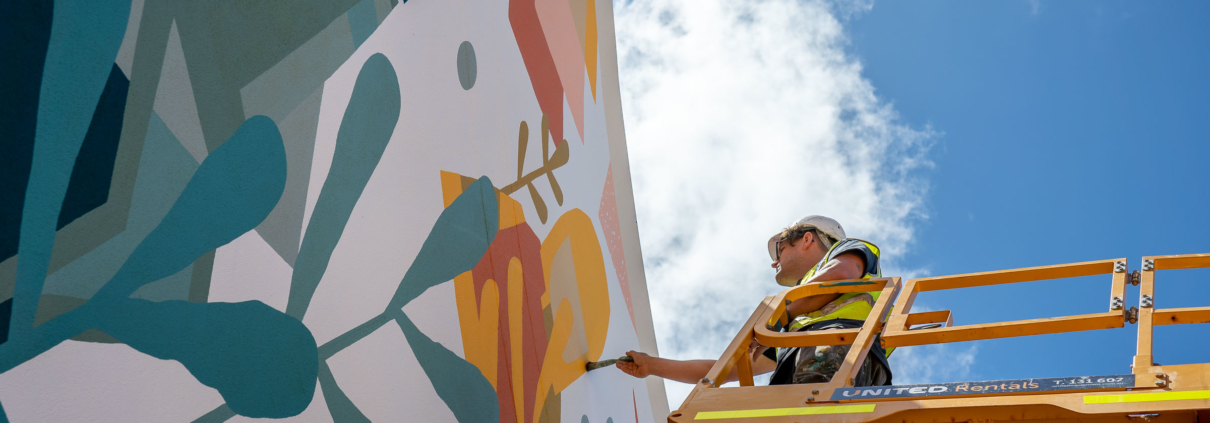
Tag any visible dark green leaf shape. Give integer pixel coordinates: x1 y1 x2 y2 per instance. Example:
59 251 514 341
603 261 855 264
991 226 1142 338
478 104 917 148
396 312 498 423
389 176 498 309
289 53 402 319
96 299 318 418
94 116 287 300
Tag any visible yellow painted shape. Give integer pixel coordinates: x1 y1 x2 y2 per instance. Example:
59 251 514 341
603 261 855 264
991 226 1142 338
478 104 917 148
540 209 609 362
452 271 499 389
497 191 524 230
585 0 598 101
531 299 587 423
530 210 610 423
694 404 877 420
1085 390 1210 404
508 258 526 423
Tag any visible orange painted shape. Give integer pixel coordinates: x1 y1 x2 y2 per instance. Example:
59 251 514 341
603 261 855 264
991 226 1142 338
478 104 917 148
585 0 598 102
598 166 635 331
440 171 465 208
498 191 525 230
535 0 586 142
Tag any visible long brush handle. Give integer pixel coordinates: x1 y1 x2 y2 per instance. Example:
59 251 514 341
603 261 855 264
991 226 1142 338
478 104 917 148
585 355 634 371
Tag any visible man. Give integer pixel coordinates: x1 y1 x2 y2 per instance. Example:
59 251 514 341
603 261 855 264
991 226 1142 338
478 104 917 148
615 215 892 386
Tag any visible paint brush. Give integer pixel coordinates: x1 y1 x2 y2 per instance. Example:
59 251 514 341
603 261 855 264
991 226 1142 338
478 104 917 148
585 355 634 371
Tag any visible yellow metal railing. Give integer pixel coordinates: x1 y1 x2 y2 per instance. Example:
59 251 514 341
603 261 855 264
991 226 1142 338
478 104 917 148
881 258 1128 348
671 253 1210 423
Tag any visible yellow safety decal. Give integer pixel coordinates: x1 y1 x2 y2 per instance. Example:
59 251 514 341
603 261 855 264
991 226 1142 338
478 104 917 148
1085 390 1210 404
694 404 876 420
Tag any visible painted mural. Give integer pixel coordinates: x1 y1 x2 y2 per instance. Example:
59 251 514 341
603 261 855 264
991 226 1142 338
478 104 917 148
0 0 664 421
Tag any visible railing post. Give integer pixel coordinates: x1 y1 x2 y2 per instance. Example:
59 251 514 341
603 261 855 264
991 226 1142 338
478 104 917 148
828 278 900 389
1132 258 1156 384
885 278 918 334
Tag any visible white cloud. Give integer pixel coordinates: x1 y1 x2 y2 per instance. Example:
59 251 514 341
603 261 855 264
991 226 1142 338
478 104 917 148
615 0 951 410
889 342 979 385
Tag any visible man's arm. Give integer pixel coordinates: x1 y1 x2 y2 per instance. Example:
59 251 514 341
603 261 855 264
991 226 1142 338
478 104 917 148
615 350 777 384
785 252 867 318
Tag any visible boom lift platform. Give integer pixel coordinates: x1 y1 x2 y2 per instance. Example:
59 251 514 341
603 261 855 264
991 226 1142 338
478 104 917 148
671 253 1210 422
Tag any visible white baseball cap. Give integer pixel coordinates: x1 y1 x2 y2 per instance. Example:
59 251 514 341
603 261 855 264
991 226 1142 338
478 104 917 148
766 215 846 261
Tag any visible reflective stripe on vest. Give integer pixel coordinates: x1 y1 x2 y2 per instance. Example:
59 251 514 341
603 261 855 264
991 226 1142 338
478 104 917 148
788 239 882 332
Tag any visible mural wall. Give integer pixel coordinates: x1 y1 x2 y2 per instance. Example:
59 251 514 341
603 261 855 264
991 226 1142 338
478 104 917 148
0 0 666 421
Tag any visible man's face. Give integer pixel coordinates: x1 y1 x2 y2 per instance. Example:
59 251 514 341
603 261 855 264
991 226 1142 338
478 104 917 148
771 232 824 286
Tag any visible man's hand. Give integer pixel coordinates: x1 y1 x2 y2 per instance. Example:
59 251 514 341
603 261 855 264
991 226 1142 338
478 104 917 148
615 350 655 378
749 335 769 359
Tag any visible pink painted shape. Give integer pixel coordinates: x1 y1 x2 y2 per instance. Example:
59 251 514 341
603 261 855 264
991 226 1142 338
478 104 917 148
510 0 565 146
597 165 635 330
535 0 586 142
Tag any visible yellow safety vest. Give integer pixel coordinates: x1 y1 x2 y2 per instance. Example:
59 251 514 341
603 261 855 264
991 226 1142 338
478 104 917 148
787 239 883 332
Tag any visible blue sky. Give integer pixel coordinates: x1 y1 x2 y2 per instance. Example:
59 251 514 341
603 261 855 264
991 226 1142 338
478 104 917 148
849 0 1210 381
615 0 1209 408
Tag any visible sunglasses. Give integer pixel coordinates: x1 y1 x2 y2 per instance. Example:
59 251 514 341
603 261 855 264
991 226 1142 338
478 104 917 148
774 233 814 261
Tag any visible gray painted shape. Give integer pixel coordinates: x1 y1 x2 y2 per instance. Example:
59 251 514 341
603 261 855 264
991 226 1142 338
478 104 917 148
548 239 589 364
188 250 215 303
154 21 209 163
114 0 147 78
33 294 88 327
0 259 13 300
255 87 324 266
238 16 355 123
172 0 362 153
373 0 394 24
457 41 477 90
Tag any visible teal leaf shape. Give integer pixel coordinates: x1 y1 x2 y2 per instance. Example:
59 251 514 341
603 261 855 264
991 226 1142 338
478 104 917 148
396 312 498 423
96 299 318 418
288 53 402 320
388 176 498 310
318 361 371 423
94 115 287 300
10 0 132 340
